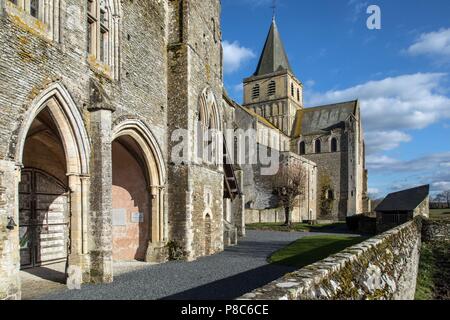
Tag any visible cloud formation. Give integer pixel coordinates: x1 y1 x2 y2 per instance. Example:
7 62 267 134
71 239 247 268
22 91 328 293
308 73 450 131
407 28 450 61
365 131 411 154
222 41 255 74
367 152 450 194
306 73 450 155
367 152 450 173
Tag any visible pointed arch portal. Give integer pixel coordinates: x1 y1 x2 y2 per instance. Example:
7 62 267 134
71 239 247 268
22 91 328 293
112 120 167 262
14 83 91 285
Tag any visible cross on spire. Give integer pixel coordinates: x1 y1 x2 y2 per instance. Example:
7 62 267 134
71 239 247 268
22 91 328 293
271 0 277 21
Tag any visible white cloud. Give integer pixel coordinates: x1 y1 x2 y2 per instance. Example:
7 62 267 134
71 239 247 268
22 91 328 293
433 181 450 192
366 155 401 171
222 41 255 74
304 80 316 88
407 28 450 60
306 73 450 155
368 188 380 197
347 0 369 22
233 83 243 93
367 152 450 173
308 73 450 132
365 131 411 154
368 153 450 194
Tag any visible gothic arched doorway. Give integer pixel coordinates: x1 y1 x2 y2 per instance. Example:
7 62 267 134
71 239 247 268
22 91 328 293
14 83 91 296
111 120 167 263
112 136 151 261
19 106 71 270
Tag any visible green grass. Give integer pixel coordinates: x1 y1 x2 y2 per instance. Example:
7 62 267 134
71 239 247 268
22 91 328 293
269 235 368 269
430 209 450 220
415 244 436 300
415 242 450 300
246 222 347 233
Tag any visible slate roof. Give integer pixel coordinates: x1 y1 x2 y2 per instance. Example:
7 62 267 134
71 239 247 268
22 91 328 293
293 100 358 137
254 19 293 76
375 185 430 212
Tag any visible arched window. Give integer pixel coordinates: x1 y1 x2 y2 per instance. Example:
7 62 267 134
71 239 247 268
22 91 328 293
315 139 321 153
297 89 300 102
291 83 294 97
9 0 42 19
268 81 276 96
197 88 220 164
326 189 334 200
7 0 61 41
211 18 217 43
331 138 338 152
87 0 120 78
252 84 260 99
299 141 306 155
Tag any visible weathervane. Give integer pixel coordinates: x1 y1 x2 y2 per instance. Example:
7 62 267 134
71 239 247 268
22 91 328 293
271 0 277 21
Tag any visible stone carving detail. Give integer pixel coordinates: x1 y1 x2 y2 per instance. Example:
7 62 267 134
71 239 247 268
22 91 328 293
88 79 115 112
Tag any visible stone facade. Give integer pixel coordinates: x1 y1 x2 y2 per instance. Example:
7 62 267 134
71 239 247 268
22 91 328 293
0 0 246 299
0 0 369 300
238 20 369 223
240 218 423 300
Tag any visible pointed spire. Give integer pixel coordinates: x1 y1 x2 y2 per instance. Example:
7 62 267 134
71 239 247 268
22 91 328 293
254 19 293 76
271 0 277 21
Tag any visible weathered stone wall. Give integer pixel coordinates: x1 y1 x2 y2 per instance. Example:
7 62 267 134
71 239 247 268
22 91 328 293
0 161 20 300
166 0 224 260
241 218 422 300
300 130 349 221
0 0 225 299
422 219 450 243
246 208 302 224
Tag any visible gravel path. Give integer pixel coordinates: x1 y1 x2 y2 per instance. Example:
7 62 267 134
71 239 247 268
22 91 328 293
38 230 337 300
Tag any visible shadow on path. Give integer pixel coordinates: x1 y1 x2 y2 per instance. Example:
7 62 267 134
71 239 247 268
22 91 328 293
161 263 295 300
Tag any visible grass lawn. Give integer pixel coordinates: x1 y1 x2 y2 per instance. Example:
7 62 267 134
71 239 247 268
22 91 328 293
269 235 368 269
246 222 348 233
415 242 450 300
415 244 436 300
430 209 450 220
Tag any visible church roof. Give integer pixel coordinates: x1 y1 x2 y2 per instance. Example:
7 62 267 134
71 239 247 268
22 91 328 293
375 185 430 212
293 100 358 137
254 19 293 76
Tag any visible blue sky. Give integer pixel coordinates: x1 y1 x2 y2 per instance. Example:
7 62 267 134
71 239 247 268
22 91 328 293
221 0 450 198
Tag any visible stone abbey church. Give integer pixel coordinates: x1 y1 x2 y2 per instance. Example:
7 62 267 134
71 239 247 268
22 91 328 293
0 0 369 299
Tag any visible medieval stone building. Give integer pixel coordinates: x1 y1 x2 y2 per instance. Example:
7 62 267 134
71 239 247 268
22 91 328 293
0 0 368 300
0 0 246 300
234 19 370 223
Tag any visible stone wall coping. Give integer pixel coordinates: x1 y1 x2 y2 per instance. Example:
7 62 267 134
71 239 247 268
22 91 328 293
239 219 419 300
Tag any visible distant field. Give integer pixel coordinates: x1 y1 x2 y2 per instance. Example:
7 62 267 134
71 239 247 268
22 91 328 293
430 209 450 220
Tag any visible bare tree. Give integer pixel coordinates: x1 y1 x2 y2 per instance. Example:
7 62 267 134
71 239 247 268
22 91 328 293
272 158 307 226
434 190 450 208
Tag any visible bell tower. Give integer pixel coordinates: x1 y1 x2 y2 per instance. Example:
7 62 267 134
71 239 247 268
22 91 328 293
242 19 303 136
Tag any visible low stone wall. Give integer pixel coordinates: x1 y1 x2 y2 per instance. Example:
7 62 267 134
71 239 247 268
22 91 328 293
422 219 450 243
246 208 302 224
240 218 422 300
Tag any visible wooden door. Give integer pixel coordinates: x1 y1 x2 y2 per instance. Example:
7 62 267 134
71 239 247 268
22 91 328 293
19 169 69 269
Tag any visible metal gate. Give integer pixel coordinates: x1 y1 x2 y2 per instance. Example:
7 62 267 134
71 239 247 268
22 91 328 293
19 169 69 269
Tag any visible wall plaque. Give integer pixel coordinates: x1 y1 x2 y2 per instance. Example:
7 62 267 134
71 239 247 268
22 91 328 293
112 208 126 226
131 212 144 223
